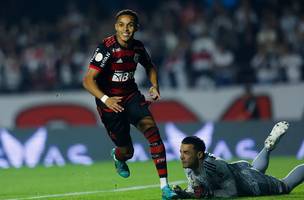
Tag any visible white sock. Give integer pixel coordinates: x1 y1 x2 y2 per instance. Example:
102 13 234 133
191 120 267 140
160 177 168 189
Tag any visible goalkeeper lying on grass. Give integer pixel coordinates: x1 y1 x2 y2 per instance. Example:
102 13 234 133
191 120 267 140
174 121 304 198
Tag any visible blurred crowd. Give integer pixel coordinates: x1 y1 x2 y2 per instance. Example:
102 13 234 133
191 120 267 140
0 0 304 93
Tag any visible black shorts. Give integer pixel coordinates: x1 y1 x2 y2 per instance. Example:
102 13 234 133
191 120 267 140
96 91 151 147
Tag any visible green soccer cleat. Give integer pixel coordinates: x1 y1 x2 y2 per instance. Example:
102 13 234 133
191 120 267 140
162 185 178 200
111 148 130 178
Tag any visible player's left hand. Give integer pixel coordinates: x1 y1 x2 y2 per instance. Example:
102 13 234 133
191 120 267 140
149 86 160 101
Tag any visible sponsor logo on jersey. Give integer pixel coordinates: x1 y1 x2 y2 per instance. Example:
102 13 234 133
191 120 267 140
100 52 111 67
112 71 134 82
90 48 99 62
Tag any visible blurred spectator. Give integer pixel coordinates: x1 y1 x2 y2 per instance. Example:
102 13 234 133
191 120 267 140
162 41 188 89
0 0 304 94
234 0 258 63
213 42 235 86
239 84 260 120
0 49 4 90
3 53 21 92
251 44 279 84
278 43 303 83
189 29 216 88
280 7 298 45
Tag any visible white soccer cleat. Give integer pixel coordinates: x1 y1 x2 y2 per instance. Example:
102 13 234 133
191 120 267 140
265 121 289 151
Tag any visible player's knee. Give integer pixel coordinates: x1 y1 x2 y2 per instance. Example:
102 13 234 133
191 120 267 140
137 116 156 132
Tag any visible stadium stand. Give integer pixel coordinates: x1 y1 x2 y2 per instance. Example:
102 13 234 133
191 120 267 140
0 0 303 93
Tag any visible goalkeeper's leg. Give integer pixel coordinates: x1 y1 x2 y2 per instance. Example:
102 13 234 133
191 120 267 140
252 148 270 174
282 164 304 193
252 121 289 173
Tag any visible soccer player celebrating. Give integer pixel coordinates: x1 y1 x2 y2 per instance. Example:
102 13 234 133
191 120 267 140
174 121 304 198
83 9 177 200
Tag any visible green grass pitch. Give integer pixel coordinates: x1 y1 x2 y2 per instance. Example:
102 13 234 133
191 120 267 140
1 157 303 200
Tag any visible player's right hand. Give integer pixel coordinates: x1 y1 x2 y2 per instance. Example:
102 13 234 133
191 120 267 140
104 96 124 113
149 86 160 101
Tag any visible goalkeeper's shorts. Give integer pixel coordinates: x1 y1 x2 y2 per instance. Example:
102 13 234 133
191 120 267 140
229 162 289 196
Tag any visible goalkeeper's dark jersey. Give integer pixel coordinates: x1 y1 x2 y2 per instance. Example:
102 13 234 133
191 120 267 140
184 153 288 198
88 35 154 96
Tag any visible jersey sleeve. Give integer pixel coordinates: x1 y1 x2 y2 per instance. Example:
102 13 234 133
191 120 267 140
89 43 111 72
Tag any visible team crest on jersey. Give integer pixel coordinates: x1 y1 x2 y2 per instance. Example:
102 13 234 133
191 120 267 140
134 53 140 63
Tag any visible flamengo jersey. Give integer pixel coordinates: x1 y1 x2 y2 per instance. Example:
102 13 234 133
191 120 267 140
89 35 154 96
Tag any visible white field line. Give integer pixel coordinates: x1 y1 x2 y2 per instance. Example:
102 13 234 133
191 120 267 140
2 180 186 200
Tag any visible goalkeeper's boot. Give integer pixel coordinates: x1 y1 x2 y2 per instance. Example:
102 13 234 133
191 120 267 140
265 121 289 151
111 148 130 178
161 185 178 200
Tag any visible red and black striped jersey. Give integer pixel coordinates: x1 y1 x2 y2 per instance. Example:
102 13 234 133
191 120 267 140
88 35 154 96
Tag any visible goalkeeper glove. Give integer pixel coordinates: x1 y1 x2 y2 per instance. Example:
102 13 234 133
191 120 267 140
172 185 193 199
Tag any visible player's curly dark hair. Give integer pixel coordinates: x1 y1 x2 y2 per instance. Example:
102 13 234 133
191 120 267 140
115 9 139 27
182 136 206 152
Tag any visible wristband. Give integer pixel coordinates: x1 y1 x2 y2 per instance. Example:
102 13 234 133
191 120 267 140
100 95 109 103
